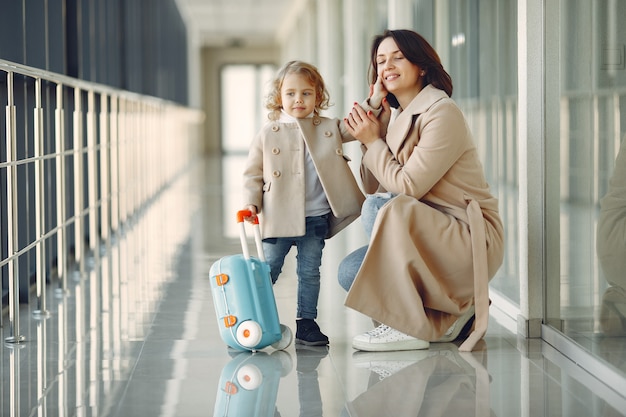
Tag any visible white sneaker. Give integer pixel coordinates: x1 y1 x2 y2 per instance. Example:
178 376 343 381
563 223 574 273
352 324 430 352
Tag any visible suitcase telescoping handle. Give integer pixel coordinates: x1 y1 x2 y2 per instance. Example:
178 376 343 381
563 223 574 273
236 210 265 262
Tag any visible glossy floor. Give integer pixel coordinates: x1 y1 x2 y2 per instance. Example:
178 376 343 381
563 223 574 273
1 156 625 417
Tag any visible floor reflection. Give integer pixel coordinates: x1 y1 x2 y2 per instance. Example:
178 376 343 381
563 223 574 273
215 350 293 416
344 342 493 417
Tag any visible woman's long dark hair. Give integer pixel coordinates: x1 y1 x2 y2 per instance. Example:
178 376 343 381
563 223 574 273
369 29 453 108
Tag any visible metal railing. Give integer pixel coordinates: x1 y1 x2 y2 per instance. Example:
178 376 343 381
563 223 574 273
0 59 204 341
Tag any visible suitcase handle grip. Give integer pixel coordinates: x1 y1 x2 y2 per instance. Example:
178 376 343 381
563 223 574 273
237 209 259 224
236 210 265 262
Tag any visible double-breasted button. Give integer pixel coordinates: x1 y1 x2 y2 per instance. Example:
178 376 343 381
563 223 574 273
271 147 280 155
324 131 332 137
271 124 279 132
272 170 281 178
335 148 343 156
313 118 321 126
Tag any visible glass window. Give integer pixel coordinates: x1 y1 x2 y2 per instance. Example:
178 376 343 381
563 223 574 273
220 64 275 237
435 0 519 305
220 64 275 153
546 0 626 376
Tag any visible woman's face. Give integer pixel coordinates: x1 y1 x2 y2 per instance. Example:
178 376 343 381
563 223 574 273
375 37 423 101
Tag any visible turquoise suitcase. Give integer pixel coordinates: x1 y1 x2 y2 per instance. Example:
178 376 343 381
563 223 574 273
210 210 292 351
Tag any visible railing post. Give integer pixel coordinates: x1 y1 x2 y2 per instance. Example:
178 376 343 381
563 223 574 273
100 93 110 242
87 89 99 255
110 96 119 234
5 71 25 344
73 87 85 276
33 77 50 319
55 83 68 294
118 98 127 226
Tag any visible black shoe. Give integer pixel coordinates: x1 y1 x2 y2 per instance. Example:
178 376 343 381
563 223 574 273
295 319 329 346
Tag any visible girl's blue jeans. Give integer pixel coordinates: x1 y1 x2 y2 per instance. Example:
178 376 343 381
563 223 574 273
263 214 329 320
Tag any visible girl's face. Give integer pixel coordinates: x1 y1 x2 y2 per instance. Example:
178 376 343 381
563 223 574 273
375 37 423 103
280 72 317 119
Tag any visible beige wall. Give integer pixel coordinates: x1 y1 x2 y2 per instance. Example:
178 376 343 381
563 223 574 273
200 46 280 154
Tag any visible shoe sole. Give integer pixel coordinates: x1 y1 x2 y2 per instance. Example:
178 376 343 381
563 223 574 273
295 338 329 346
352 339 430 352
435 306 476 343
352 349 433 364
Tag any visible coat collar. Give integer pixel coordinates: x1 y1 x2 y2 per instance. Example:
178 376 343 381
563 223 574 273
400 84 449 115
386 85 449 155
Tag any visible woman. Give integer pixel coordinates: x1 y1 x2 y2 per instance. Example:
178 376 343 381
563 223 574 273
340 29 504 352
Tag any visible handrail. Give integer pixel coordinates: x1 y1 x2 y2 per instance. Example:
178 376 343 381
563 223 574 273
0 59 184 107
0 58 204 341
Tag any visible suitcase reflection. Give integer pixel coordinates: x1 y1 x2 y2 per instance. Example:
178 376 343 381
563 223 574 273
214 350 293 416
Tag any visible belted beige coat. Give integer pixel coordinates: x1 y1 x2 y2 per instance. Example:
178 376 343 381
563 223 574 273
243 116 365 239
344 85 504 351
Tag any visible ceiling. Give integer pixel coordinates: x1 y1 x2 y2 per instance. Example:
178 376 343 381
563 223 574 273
175 0 301 47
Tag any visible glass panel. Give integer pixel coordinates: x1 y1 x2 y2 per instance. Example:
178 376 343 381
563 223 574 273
438 0 519 306
546 0 626 377
220 64 275 153
219 64 275 239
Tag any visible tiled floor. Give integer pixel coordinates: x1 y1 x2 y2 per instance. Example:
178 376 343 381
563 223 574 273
1 155 625 417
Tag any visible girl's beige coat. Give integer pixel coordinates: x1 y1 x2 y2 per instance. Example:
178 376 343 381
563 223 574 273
243 117 365 239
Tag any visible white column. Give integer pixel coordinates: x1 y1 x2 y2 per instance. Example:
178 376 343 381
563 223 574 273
316 0 343 118
342 0 369 113
517 0 545 338
388 0 413 30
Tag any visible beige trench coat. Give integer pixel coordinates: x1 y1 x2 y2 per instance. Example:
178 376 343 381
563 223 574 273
345 85 504 351
243 116 365 239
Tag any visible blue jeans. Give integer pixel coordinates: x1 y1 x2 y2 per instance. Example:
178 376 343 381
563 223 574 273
338 193 395 291
263 214 329 320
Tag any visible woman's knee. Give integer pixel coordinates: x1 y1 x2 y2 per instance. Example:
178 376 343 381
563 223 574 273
337 264 353 291
361 193 394 236
338 245 368 291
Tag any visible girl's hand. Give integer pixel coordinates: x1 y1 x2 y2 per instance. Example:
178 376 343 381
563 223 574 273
378 97 392 139
242 205 258 223
344 103 381 146
368 75 388 109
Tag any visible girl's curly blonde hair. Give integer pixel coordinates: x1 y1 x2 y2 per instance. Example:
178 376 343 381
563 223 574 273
266 60 331 121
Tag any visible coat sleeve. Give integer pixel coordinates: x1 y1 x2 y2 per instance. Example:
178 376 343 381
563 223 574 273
359 144 384 194
242 130 265 211
336 98 382 145
362 100 469 199
341 100 386 194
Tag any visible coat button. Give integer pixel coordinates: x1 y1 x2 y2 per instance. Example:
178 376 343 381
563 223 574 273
313 118 321 126
272 170 281 177
271 124 279 132
272 147 280 155
324 131 332 137
335 148 343 156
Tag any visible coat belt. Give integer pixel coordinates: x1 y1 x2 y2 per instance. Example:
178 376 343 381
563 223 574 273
458 197 490 352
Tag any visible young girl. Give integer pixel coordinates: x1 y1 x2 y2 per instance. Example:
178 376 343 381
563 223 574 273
242 60 364 346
